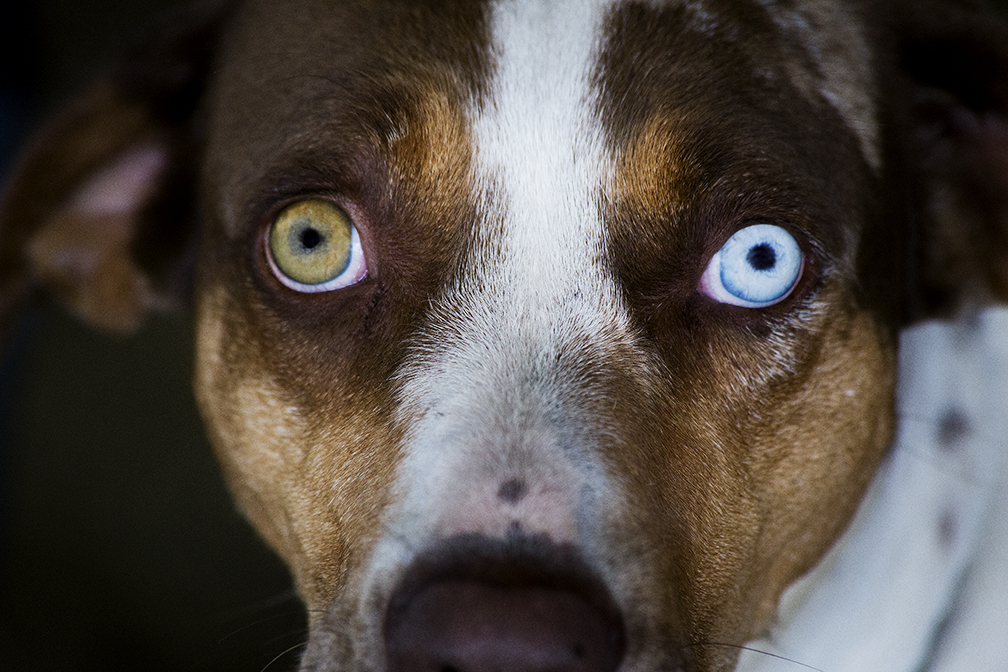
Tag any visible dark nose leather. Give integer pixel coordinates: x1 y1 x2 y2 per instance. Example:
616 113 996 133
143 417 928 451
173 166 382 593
385 531 628 672
386 578 623 672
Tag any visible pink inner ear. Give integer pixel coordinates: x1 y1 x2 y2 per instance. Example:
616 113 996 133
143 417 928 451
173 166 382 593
24 144 171 332
68 145 168 216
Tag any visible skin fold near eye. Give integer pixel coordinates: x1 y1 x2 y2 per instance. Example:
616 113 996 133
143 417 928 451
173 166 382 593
699 224 803 308
267 199 367 292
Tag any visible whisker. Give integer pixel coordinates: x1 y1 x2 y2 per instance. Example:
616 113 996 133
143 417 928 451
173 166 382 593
218 605 304 643
216 589 301 619
207 590 306 669
259 641 309 672
263 625 312 650
682 642 825 672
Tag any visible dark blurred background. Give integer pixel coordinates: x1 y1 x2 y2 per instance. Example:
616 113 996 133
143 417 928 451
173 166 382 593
0 1 305 670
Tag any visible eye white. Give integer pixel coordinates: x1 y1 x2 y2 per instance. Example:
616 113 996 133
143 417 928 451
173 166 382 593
699 224 803 308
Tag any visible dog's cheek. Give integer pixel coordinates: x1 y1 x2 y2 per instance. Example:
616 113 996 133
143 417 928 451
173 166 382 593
602 303 897 657
746 306 898 626
192 286 400 610
193 287 310 575
607 396 764 663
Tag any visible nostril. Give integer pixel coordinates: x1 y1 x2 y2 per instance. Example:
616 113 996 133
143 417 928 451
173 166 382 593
385 578 624 672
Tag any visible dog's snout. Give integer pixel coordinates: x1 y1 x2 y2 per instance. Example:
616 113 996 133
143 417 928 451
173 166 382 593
385 579 623 672
383 534 625 672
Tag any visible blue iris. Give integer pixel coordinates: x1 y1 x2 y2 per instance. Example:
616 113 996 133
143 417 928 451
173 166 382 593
709 224 802 307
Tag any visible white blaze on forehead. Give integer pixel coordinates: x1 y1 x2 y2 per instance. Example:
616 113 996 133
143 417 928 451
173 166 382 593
408 0 631 391
384 0 631 554
469 0 622 336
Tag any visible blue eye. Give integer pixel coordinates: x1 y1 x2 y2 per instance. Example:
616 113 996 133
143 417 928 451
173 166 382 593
700 224 803 308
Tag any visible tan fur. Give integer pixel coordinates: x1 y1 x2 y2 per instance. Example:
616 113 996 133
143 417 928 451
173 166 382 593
612 113 693 224
604 93 895 656
594 299 894 668
194 284 405 611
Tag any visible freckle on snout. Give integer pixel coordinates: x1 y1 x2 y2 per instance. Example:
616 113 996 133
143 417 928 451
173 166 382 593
497 478 528 504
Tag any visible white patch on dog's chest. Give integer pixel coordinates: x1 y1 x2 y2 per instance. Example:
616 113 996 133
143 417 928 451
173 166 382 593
739 307 1008 672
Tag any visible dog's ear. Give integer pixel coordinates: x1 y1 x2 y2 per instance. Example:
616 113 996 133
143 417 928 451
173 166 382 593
0 0 234 336
882 0 1008 318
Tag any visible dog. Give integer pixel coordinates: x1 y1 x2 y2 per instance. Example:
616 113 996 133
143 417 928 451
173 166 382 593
2 0 1008 669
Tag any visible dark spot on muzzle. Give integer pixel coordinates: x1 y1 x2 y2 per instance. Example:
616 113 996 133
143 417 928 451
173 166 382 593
937 407 971 451
498 478 528 504
385 533 625 672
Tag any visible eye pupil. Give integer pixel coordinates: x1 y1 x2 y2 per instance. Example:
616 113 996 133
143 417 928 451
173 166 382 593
747 243 776 271
299 227 323 250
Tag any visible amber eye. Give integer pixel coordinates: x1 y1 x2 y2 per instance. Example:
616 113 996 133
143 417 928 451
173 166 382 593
267 199 367 292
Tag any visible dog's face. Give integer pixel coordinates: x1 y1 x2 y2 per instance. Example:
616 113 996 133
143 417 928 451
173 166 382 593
196 1 896 667
3 0 1008 670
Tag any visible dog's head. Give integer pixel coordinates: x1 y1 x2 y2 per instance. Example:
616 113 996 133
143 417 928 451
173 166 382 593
3 0 1008 670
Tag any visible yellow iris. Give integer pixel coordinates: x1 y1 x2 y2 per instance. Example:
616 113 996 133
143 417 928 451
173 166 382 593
268 200 353 286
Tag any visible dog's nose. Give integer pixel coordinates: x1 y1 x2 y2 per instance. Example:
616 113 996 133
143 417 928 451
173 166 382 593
384 535 625 672
385 579 622 672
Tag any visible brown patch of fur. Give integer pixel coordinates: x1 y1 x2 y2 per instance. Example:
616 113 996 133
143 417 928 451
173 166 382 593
28 210 153 331
592 294 895 667
612 113 693 229
195 285 404 610
593 3 893 663
744 307 896 627
192 0 491 612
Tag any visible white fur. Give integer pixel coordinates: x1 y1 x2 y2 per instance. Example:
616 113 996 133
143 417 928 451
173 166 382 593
363 0 633 623
386 0 629 537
